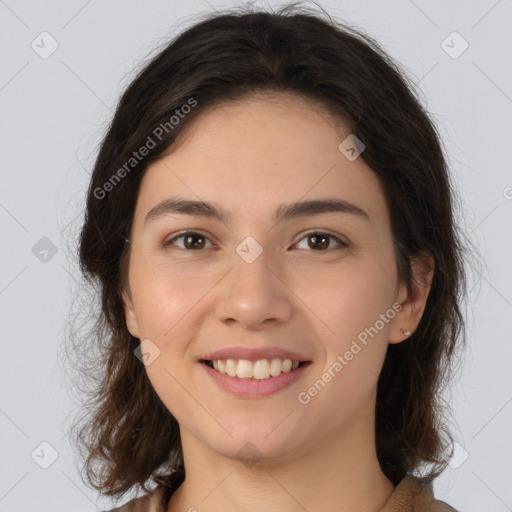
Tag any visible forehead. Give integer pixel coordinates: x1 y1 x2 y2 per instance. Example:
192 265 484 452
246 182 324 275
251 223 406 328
135 93 389 229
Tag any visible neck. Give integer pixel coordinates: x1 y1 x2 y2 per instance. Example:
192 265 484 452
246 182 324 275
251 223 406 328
167 401 395 512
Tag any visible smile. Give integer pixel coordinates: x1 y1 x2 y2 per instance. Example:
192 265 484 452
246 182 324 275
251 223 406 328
200 358 312 398
202 358 306 380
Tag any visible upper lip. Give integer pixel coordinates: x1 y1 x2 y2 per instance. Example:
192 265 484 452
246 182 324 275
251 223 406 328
201 346 311 362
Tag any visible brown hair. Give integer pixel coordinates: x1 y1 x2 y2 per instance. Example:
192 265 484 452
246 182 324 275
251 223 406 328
65 2 478 502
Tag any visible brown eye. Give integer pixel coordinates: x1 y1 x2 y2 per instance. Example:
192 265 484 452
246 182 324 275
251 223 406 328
164 232 213 251
294 231 348 251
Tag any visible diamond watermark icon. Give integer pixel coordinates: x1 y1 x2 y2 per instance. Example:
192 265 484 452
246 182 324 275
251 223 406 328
134 338 161 366
32 236 58 263
31 31 59 59
440 441 469 469
236 236 263 264
237 442 262 467
338 134 365 161
31 441 59 469
441 31 468 59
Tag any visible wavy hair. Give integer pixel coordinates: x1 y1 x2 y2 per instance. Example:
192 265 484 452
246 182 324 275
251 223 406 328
64 2 478 502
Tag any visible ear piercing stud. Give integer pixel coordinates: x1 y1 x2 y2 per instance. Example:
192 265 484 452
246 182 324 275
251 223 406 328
401 328 411 337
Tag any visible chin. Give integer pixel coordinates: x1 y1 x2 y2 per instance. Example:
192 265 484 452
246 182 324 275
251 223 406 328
207 424 306 464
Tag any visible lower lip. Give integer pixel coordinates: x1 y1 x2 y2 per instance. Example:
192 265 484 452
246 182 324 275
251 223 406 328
200 361 312 398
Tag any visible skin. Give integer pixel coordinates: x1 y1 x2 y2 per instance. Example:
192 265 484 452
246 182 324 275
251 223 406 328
122 92 434 512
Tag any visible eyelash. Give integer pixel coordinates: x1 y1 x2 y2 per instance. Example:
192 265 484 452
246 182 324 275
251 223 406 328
163 230 349 252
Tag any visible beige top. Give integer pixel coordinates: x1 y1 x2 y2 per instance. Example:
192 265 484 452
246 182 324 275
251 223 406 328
106 475 457 511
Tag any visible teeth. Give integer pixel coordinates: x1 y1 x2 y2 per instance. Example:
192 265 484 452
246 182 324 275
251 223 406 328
209 358 303 379
225 359 237 377
253 359 271 379
236 359 253 379
270 358 282 377
282 359 292 372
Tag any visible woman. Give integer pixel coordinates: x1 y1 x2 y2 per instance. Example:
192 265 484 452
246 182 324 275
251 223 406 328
70 4 472 511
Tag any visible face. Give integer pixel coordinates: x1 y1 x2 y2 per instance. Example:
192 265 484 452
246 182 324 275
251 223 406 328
122 92 427 463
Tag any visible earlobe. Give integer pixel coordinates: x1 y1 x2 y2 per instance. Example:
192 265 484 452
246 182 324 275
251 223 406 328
121 289 140 339
388 254 434 344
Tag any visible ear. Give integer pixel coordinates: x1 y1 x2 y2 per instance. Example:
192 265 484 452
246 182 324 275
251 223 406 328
388 254 434 344
122 288 141 339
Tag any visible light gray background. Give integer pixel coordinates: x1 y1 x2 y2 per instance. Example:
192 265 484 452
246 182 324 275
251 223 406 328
1 0 511 511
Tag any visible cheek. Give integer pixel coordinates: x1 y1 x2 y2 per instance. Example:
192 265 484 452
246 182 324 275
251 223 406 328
295 253 396 347
296 267 394 430
130 267 195 417
129 251 199 335
298 253 396 412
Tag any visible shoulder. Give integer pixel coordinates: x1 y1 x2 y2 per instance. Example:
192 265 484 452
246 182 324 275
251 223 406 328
102 484 167 512
381 475 458 512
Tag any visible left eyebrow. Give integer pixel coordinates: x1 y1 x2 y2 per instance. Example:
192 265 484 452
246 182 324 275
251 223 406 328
275 198 370 223
144 197 371 225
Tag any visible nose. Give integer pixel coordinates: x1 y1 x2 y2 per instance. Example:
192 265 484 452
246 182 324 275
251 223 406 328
214 245 293 329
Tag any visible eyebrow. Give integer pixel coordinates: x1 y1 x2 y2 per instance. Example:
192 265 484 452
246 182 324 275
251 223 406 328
144 197 370 225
